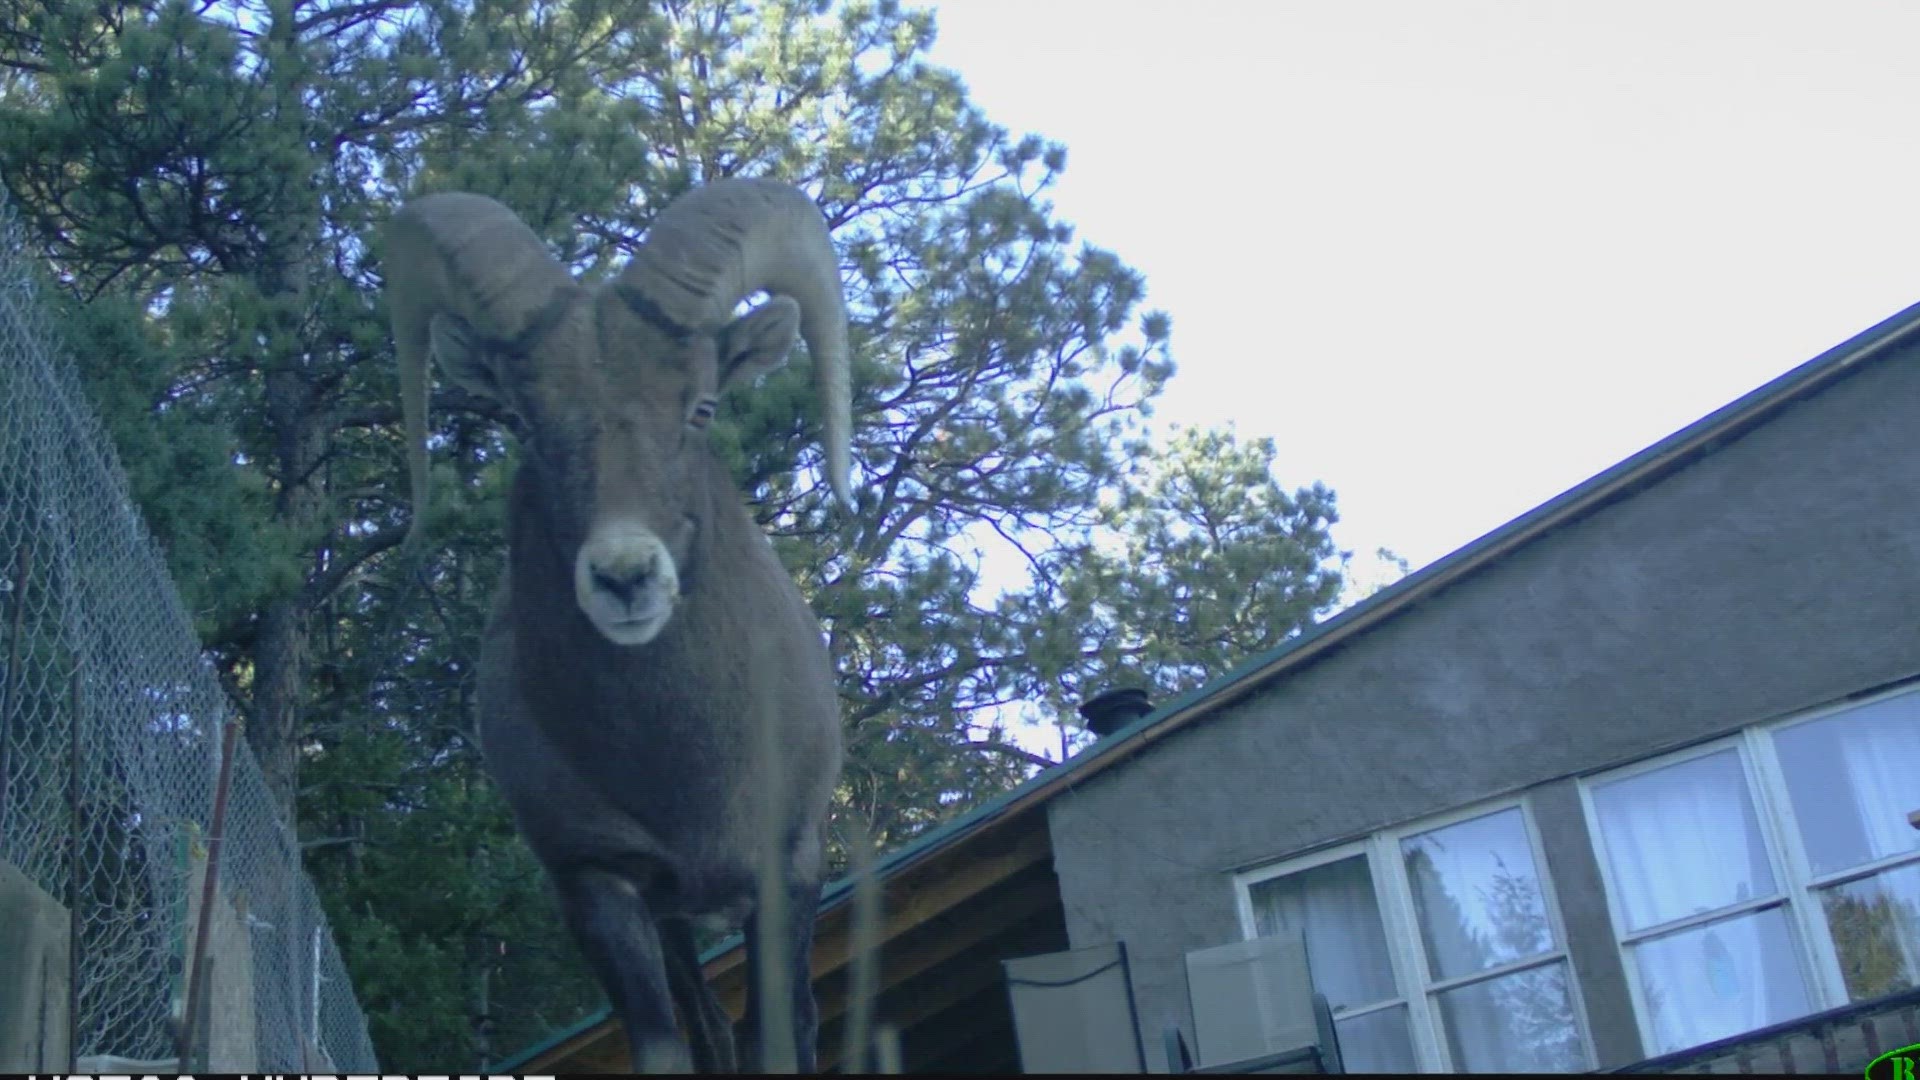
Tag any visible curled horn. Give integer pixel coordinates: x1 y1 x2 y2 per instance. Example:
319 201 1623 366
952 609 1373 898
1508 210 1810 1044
614 178 853 507
383 193 575 546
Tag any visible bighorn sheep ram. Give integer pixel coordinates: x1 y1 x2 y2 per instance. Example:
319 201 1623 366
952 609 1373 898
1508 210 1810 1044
381 179 850 1073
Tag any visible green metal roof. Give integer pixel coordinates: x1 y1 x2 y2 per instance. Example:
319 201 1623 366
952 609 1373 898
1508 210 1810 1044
486 298 1920 1073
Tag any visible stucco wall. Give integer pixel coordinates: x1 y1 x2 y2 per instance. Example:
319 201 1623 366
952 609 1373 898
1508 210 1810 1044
1044 351 1920 1071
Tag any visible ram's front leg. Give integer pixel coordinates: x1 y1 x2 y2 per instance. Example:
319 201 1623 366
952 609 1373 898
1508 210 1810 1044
554 865 690 1073
662 916 738 1073
740 878 825 1073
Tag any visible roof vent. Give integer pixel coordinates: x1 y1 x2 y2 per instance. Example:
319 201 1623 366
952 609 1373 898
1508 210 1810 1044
1077 687 1154 739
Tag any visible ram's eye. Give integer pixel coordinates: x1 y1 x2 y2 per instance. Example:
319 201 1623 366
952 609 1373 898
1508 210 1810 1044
689 398 719 429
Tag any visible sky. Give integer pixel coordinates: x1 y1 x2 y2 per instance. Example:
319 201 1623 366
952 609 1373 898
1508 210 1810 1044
924 0 1920 581
918 0 1920 754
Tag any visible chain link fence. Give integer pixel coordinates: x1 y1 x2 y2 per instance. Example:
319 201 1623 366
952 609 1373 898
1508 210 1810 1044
0 191 377 1073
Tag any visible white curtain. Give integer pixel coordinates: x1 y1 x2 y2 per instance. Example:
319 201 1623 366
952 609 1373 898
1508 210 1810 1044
1832 697 1920 868
1594 749 1773 930
1251 855 1396 1011
1593 750 1801 1052
1633 911 1810 1053
1784 692 1920 992
1251 857 1412 1070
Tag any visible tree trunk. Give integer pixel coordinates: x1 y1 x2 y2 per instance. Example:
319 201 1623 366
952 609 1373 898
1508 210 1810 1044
246 288 332 820
242 0 323 824
249 588 309 821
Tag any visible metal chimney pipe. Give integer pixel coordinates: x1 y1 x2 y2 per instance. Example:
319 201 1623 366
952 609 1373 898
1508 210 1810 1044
1078 687 1154 739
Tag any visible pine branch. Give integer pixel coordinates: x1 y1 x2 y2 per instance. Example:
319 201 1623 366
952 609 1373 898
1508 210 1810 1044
303 522 408 607
964 740 1057 770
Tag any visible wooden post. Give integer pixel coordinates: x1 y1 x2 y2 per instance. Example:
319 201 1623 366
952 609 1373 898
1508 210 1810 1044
175 718 240 1069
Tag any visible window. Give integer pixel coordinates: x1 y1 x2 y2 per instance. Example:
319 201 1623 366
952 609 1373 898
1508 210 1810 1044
1582 682 1920 1058
1402 808 1588 1072
1585 749 1813 1053
1246 853 1416 1072
1774 691 1920 1000
1236 803 1591 1072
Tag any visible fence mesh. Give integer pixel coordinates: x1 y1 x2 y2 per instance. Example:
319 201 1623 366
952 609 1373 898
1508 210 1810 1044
0 190 377 1072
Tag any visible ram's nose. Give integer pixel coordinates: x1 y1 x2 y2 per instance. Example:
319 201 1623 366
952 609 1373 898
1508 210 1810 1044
574 523 682 644
588 552 658 605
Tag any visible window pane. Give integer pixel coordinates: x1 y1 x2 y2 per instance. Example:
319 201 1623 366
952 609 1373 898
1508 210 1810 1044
1403 807 1555 981
1333 1004 1416 1074
1775 690 1920 876
1249 855 1397 1011
1820 861 1920 1002
1591 749 1776 932
1630 906 1811 1055
1434 961 1587 1072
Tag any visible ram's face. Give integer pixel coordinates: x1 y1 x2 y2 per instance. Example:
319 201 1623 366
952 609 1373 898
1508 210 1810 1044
431 288 803 647
534 301 712 646
385 182 853 649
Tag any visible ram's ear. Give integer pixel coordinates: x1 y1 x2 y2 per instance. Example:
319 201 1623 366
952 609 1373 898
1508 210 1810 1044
428 313 508 402
718 296 801 390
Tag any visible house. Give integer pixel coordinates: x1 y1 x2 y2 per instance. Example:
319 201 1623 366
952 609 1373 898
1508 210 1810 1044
496 300 1920 1074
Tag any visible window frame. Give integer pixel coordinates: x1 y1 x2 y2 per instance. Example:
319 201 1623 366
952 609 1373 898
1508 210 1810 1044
1577 681 1920 1057
1232 797 1595 1073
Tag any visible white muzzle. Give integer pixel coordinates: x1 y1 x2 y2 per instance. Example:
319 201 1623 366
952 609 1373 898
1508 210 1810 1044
575 520 681 646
